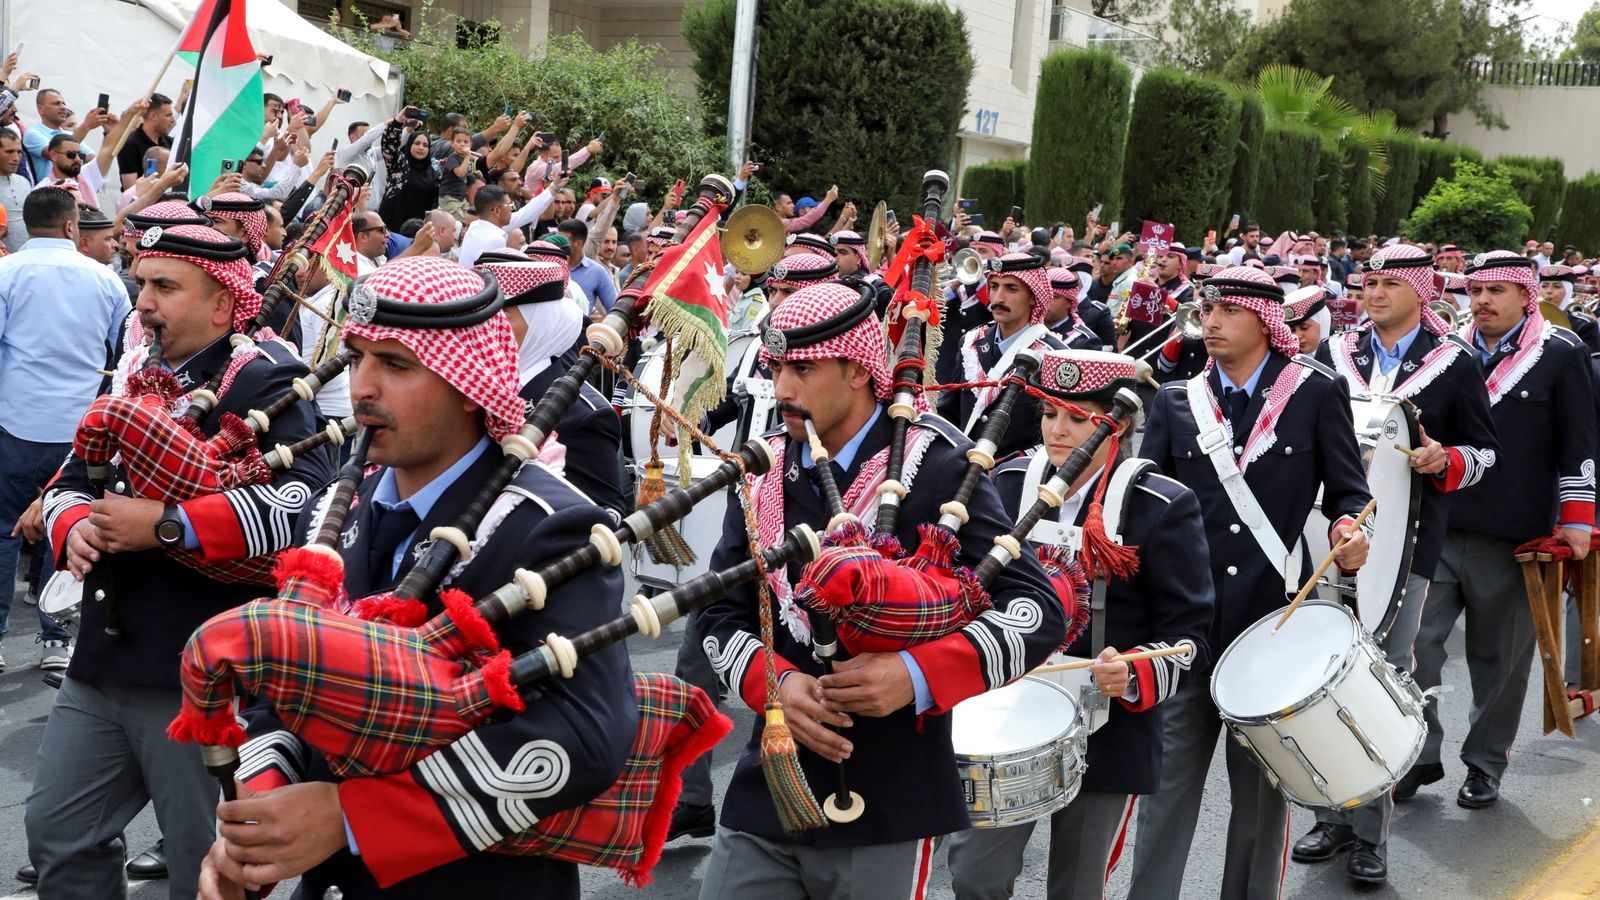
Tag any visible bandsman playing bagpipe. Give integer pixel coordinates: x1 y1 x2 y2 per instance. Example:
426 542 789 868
939 251 1070 459
1128 265 1372 900
199 256 638 899
945 349 1214 899
696 280 1063 899
28 224 330 899
1299 243 1499 885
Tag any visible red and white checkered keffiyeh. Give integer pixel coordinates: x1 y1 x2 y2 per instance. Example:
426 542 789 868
765 252 838 290
1201 265 1299 356
1464 249 1549 405
1046 265 1081 314
1466 249 1541 317
987 252 1052 325
477 258 568 301
523 240 572 271
760 282 892 400
126 201 211 242
342 257 526 440
199 193 267 260
831 230 869 271
1367 243 1452 335
137 224 263 333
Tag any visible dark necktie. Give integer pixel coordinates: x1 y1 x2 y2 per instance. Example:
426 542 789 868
367 503 421 585
805 460 849 500
1224 386 1250 425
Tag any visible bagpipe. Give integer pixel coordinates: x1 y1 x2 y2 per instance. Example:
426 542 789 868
69 164 373 596
170 180 782 884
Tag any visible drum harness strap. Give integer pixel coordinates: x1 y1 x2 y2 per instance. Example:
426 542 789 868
1183 375 1300 596
1021 452 1155 726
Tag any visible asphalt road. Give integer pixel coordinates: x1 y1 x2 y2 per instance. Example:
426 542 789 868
2 568 1597 900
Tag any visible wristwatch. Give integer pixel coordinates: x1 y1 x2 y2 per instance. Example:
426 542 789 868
155 504 185 548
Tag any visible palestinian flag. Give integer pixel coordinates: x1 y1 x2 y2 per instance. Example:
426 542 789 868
639 209 730 469
173 0 264 198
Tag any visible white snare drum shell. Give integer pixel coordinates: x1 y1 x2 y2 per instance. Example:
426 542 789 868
952 677 1086 828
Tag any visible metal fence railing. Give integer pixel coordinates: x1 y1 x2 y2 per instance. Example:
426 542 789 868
1464 60 1600 87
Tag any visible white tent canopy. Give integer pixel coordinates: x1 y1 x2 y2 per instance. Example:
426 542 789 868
4 0 402 206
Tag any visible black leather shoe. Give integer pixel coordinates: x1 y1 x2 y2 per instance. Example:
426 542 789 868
15 864 36 885
126 838 166 878
1347 840 1387 884
1291 823 1355 863
1458 767 1500 809
1394 762 1444 801
666 802 716 842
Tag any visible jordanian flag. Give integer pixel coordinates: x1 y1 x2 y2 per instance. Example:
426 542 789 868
173 0 263 198
640 210 730 472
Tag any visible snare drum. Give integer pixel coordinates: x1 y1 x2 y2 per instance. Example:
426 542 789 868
38 570 83 623
1212 601 1426 810
951 676 1086 827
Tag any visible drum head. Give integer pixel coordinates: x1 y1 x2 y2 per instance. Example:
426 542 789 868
38 570 83 617
1352 397 1421 638
1212 601 1358 720
626 344 672 463
952 677 1077 755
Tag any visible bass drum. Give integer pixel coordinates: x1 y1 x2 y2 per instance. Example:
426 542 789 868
1300 394 1421 640
625 332 758 464
630 455 732 590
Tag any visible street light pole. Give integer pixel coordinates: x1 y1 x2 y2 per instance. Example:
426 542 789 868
727 0 759 176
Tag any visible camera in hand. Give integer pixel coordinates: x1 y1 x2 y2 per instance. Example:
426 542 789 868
403 106 429 122
337 88 352 102
220 159 243 174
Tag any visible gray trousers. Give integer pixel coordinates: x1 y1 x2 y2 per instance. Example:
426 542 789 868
1127 680 1288 900
945 791 1135 900
25 676 218 900
1312 573 1429 845
673 610 720 807
1412 530 1534 780
698 825 936 899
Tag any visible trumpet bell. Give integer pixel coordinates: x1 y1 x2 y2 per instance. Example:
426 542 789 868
954 248 986 286
1427 300 1461 331
722 205 785 275
867 200 889 271
1173 302 1203 339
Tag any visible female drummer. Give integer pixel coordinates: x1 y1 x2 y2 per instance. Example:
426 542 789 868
945 348 1215 900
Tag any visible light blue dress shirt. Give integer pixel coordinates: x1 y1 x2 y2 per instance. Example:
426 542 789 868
0 237 130 443
1216 351 1271 397
1371 323 1422 375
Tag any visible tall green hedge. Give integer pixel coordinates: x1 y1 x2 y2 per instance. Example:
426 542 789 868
1557 173 1600 257
1226 89 1266 225
1313 139 1348 234
1343 137 1376 236
1120 69 1239 247
1026 50 1131 226
1488 155 1566 242
683 0 973 217
1251 125 1320 232
961 160 1028 227
1374 134 1421 237
1412 142 1482 215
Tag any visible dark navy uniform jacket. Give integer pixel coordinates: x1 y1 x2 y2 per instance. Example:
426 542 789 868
701 411 1063 847
1315 326 1499 579
241 451 637 899
1139 352 1371 663
993 452 1213 795
520 360 626 516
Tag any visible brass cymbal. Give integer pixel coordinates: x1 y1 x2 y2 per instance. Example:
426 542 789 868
722 204 784 275
867 200 888 270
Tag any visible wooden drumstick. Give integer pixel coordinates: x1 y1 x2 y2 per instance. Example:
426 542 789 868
1031 644 1195 673
1392 443 1423 460
1273 498 1378 634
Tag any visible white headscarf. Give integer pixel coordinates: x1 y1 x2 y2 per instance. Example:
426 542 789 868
517 298 585 386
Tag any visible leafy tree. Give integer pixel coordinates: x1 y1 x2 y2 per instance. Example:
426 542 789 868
1222 0 1535 133
1412 141 1482 212
358 18 719 203
961 160 1028 227
1557 173 1600 256
1251 125 1320 231
1026 50 1132 225
1092 0 1161 26
1156 0 1255 76
1121 69 1239 246
1558 3 1600 64
1225 89 1265 223
683 0 972 217
1403 160 1532 248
